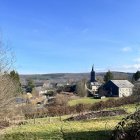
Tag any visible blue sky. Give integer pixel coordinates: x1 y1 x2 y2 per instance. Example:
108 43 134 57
0 0 140 74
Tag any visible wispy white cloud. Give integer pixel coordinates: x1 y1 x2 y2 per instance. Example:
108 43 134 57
121 47 132 52
122 64 140 69
95 68 107 72
134 57 140 62
110 64 140 72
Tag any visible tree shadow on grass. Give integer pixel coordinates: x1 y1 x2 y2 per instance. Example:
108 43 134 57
63 130 112 140
1 130 112 140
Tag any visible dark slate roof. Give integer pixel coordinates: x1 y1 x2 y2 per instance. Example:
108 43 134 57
111 80 134 88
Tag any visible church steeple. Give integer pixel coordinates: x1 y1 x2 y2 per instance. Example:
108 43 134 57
92 64 94 72
90 65 96 82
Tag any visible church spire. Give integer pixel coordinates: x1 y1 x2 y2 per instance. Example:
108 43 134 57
92 64 94 71
90 65 96 82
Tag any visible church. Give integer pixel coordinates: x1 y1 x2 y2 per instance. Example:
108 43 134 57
87 65 101 94
86 65 134 97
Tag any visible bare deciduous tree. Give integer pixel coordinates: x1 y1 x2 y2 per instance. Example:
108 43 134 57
76 79 87 97
0 40 20 120
54 94 69 106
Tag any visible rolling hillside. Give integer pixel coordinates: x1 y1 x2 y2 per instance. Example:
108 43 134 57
20 72 133 86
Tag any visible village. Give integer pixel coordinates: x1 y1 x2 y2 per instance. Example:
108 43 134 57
19 65 139 108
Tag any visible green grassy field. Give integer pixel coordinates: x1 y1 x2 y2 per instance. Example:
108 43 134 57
1 104 137 140
1 116 120 140
68 97 109 106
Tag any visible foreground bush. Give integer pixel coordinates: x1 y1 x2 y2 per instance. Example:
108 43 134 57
111 106 140 140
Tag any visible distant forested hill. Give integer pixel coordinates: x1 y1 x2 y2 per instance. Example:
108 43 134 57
20 72 133 86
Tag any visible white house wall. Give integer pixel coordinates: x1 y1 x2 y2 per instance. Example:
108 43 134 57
91 85 98 92
119 88 133 97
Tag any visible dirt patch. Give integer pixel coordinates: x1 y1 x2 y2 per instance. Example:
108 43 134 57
65 109 127 121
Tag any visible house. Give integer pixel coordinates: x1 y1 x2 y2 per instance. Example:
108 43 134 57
103 80 134 97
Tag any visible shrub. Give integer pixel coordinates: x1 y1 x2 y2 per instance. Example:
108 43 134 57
91 95 140 111
53 94 69 106
111 106 140 140
20 104 48 119
47 105 68 116
20 95 140 118
0 121 10 129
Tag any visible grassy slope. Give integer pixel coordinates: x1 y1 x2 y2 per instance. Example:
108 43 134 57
1 104 137 140
68 97 110 106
